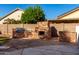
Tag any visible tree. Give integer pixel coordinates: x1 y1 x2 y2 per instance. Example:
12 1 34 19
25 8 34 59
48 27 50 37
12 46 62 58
21 5 46 24
33 5 45 22
3 18 21 24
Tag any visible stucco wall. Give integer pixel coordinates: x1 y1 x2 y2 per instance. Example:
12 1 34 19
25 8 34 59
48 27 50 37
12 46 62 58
50 23 79 32
0 10 23 24
63 23 76 32
0 24 8 35
0 23 78 36
0 23 78 41
24 24 37 31
50 23 77 43
0 24 37 38
58 10 79 20
50 23 64 31
8 24 23 36
63 23 79 32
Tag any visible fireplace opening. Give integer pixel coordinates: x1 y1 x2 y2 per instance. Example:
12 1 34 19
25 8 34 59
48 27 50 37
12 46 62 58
38 31 45 35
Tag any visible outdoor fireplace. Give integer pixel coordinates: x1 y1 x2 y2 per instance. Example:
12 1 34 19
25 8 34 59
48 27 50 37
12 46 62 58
38 31 45 36
38 31 46 39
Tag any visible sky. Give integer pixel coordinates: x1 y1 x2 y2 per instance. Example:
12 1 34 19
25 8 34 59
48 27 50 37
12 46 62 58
0 4 79 20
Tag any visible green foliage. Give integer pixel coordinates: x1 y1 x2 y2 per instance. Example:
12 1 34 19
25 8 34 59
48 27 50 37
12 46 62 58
21 5 46 24
0 37 9 45
3 18 22 24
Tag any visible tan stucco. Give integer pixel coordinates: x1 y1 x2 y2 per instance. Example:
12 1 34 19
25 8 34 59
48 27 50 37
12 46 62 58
0 22 77 43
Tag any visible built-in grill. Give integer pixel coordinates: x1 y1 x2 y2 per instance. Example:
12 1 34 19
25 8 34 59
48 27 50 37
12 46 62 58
12 28 25 38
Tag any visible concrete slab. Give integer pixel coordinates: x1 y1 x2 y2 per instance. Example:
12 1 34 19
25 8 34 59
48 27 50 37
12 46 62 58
0 45 79 55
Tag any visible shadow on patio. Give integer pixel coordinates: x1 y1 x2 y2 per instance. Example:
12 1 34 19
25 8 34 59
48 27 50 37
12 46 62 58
1 37 76 52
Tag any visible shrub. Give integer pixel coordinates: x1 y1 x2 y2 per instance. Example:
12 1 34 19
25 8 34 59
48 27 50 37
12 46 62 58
0 37 9 45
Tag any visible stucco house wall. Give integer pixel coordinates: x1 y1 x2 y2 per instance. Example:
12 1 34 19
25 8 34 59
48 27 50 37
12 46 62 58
58 10 79 20
57 8 79 20
0 9 23 24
